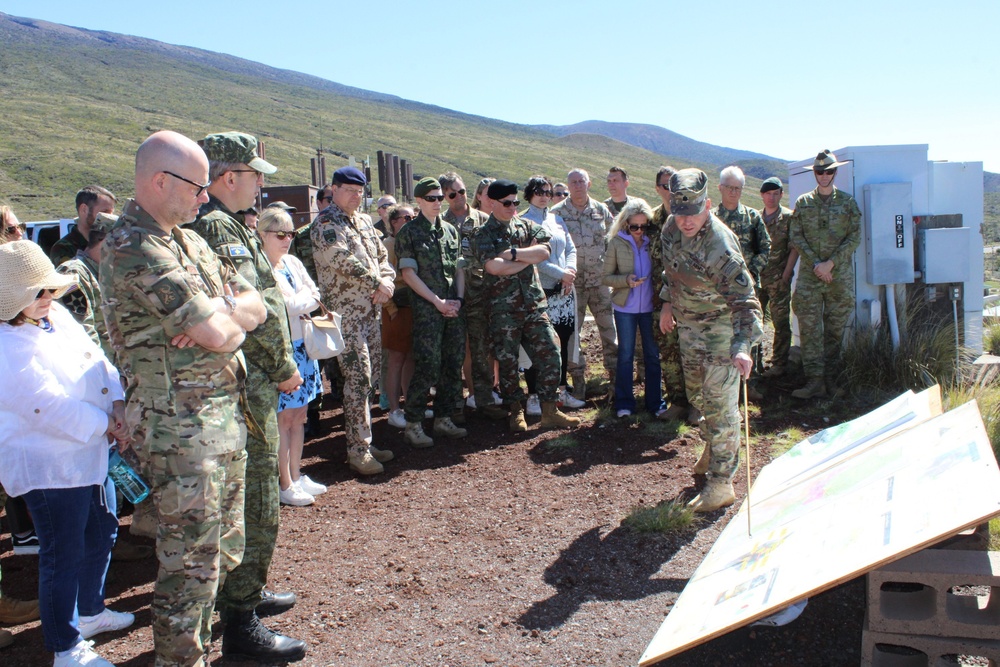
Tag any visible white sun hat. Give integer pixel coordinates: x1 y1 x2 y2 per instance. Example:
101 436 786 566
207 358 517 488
0 240 77 321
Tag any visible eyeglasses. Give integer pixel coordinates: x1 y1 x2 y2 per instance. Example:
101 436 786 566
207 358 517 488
552 191 568 198
35 288 56 299
499 199 520 208
447 189 467 199
164 171 211 197
535 190 553 197
392 215 414 223
656 183 671 190
422 195 446 202
337 186 365 196
815 168 837 175
4 223 26 234
627 224 650 232
266 230 296 240
377 202 393 209
721 185 743 193
230 169 262 177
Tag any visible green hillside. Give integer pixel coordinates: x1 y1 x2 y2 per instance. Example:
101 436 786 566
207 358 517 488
0 13 764 221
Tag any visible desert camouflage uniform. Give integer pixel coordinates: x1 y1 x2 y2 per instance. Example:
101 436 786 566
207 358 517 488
474 214 560 403
394 212 466 422
758 205 796 369
789 187 861 387
551 197 618 381
650 204 686 405
312 202 395 456
186 196 296 617
660 213 763 480
715 202 771 290
100 200 249 667
49 220 88 267
444 206 493 408
57 252 115 361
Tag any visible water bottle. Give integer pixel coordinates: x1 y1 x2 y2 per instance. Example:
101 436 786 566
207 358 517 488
108 449 151 504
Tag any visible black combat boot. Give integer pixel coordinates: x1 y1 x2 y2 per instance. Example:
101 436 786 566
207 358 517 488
222 609 307 662
256 590 296 618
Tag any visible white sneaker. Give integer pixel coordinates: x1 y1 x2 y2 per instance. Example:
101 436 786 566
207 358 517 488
525 394 541 416
616 409 632 418
279 484 314 507
465 395 477 409
297 474 327 496
492 391 503 405
78 608 135 639
54 639 114 666
387 408 406 429
558 388 585 409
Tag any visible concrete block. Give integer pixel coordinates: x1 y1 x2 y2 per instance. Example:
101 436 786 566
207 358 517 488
862 628 1000 667
866 549 1000 640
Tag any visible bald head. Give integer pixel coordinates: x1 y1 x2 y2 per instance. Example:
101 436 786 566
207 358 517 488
134 131 210 230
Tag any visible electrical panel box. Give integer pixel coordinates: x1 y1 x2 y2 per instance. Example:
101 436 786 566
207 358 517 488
863 183 914 285
918 227 971 284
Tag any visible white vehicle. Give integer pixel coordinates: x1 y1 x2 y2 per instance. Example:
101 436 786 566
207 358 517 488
24 218 74 254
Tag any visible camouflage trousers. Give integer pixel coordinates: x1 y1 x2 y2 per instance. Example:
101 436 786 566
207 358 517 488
680 346 740 480
405 303 466 422
654 321 687 405
793 274 854 383
761 279 792 368
464 295 496 409
340 314 381 457
567 284 617 381
216 364 280 615
147 448 247 667
492 309 561 403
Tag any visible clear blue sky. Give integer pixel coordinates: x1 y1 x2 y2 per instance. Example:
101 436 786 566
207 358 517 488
5 0 998 172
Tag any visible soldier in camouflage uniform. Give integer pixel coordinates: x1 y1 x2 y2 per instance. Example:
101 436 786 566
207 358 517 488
757 177 798 377
312 167 396 474
394 177 468 447
50 185 117 267
186 132 306 662
603 166 637 217
473 179 580 432
441 172 504 419
659 169 763 513
100 131 268 666
551 169 618 397
789 150 862 399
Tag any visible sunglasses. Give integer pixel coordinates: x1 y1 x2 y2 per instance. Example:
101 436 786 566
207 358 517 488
535 190 552 197
230 169 262 176
377 202 392 209
422 195 446 202
656 183 670 190
552 191 568 198
499 199 520 208
392 214 414 223
4 223 26 234
628 224 650 232
815 168 837 175
35 288 56 299
164 170 211 197
447 189 467 199
266 230 296 240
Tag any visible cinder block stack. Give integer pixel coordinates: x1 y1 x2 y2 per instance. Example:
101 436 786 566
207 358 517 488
862 548 1000 666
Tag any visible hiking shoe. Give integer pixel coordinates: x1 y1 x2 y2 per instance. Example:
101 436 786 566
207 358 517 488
792 379 827 400
0 595 39 624
369 445 395 462
433 416 467 438
557 387 585 409
297 475 327 496
78 608 135 639
279 484 314 507
508 402 528 432
387 409 406 429
541 401 580 429
11 531 39 556
347 451 384 475
656 404 687 422
688 479 736 513
404 422 434 448
525 394 541 416
53 639 113 667
693 445 712 475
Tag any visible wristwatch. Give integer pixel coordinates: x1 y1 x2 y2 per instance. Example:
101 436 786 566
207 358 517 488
510 247 517 261
223 294 237 315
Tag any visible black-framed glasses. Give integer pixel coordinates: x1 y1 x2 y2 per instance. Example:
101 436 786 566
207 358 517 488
266 230 296 240
35 288 56 299
552 191 568 198
164 171 211 197
815 168 837 175
422 195 446 202
499 199 520 208
447 189 467 199
377 202 393 209
627 224 649 232
392 214 414 223
230 169 262 176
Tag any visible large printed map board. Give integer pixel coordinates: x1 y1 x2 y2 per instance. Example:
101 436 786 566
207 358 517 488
640 390 1000 666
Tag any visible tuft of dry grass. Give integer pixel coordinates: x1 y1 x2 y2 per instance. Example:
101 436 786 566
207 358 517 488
623 499 700 533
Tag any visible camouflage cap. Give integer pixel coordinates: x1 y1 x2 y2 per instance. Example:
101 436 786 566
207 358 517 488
760 177 783 193
804 149 848 172
668 169 709 216
91 212 119 235
199 132 277 175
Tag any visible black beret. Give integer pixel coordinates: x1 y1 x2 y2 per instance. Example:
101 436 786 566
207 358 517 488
760 177 783 193
487 179 519 200
332 166 367 186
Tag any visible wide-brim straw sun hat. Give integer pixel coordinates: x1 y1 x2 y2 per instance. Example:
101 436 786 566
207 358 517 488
0 240 77 320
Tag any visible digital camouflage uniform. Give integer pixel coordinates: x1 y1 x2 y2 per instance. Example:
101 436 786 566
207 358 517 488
100 200 249 667
789 187 861 387
650 204 686 405
57 252 115 361
186 195 296 617
758 205 796 369
551 197 618 381
715 202 771 291
49 220 88 267
443 206 492 408
394 212 466 422
660 213 763 480
473 214 561 403
311 202 395 457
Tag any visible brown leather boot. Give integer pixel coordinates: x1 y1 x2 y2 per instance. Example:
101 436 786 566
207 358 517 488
508 402 527 432
792 379 827 399
540 401 580 429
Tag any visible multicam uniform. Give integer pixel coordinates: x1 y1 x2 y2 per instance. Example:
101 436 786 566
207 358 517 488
443 206 492 409
394 212 466 422
551 197 618 382
650 204 686 406
789 187 861 387
100 200 249 667
311 202 395 457
57 252 115 361
186 196 296 618
758 205 795 369
473 214 560 403
660 213 762 480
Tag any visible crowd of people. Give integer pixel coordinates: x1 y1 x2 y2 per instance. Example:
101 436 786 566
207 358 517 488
0 130 861 666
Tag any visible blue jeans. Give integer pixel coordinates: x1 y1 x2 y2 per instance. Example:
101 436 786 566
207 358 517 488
613 310 663 413
22 477 118 652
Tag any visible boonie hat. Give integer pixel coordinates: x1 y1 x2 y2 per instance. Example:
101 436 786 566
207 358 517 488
199 132 277 175
0 240 77 320
805 149 848 171
414 177 442 199
668 169 709 216
760 177 783 193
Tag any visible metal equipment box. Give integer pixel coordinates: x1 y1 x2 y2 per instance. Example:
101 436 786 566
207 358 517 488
864 182 914 285
918 227 971 284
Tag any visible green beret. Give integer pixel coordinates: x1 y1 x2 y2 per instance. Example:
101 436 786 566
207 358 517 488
760 177 783 193
414 177 441 199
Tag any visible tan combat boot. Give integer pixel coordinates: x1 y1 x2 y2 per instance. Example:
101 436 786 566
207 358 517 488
791 378 827 400
693 445 712 475
508 401 528 432
433 416 468 439
347 450 384 475
540 401 580 429
369 445 395 463
687 478 736 513
404 422 434 448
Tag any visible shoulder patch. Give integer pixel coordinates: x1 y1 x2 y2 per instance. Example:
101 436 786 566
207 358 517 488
224 244 251 258
151 276 184 311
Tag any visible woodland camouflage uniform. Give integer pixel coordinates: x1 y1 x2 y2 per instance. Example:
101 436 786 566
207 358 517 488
759 204 796 369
